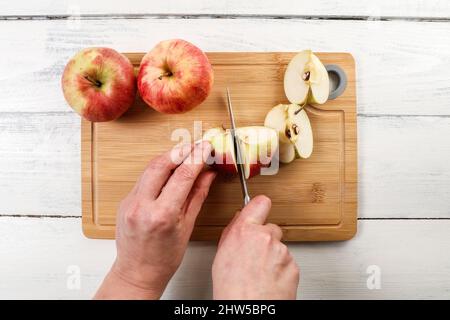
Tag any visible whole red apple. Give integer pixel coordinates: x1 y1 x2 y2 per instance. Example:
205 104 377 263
137 39 214 114
61 47 136 122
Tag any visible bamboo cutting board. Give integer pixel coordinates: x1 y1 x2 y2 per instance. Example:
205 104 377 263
82 52 357 241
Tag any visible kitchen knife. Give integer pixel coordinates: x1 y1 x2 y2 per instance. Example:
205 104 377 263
226 88 251 206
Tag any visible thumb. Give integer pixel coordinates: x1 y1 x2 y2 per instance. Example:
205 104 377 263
235 195 272 225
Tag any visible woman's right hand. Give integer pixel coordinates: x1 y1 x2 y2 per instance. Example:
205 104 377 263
212 195 300 300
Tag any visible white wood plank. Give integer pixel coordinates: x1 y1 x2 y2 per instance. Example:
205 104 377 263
0 218 112 299
1 19 449 116
1 113 449 218
0 113 80 215
0 1 449 18
359 116 450 218
0 217 449 299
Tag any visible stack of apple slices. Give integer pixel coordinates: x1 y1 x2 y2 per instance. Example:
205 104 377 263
203 126 279 179
264 50 329 163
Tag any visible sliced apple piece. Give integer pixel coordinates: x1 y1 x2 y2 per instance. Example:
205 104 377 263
263 104 291 144
308 53 329 104
284 50 329 105
202 126 225 143
287 105 313 158
203 126 278 179
283 50 311 105
204 127 237 177
278 141 296 164
236 126 279 179
264 103 314 160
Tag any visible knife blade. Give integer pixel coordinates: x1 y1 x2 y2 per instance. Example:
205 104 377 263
226 88 251 206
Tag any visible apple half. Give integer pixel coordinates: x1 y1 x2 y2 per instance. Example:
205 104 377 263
264 104 313 163
284 50 329 105
203 126 278 179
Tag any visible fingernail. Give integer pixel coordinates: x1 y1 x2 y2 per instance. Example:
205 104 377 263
255 195 272 207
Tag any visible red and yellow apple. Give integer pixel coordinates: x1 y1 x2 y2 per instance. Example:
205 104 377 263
61 47 136 122
137 39 214 114
203 126 278 179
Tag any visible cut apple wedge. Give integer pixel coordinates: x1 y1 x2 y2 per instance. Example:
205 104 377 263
284 50 329 105
264 104 313 159
263 104 290 144
288 106 313 158
203 126 278 179
206 127 238 177
278 141 296 164
202 126 225 142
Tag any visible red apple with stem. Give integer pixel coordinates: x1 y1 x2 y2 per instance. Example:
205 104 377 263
61 47 136 122
137 39 214 114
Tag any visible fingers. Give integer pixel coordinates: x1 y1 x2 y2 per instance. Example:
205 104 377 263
157 141 212 210
135 143 193 199
219 195 272 245
184 170 217 225
236 195 272 225
264 223 283 241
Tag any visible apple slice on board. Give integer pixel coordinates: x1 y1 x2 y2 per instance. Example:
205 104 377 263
277 141 296 164
203 126 279 179
284 50 329 105
288 105 313 159
264 104 313 161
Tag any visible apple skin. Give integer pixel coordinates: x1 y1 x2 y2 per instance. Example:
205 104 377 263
138 39 214 114
61 47 136 122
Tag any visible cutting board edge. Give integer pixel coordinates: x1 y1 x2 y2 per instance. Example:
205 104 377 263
81 51 358 242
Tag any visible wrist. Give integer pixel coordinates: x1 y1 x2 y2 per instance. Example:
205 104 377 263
94 262 165 300
112 261 167 298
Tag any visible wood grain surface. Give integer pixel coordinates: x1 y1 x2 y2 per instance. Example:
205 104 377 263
82 52 357 241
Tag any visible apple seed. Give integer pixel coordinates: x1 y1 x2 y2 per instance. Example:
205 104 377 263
302 71 311 81
292 124 299 135
285 127 292 139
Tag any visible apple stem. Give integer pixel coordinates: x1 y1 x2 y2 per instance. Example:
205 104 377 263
295 102 307 115
84 75 102 88
158 71 173 80
295 90 310 115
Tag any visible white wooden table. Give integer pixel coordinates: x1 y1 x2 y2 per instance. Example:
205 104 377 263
1 1 450 299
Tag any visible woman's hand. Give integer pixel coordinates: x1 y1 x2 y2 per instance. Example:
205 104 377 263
212 195 299 300
95 141 215 299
